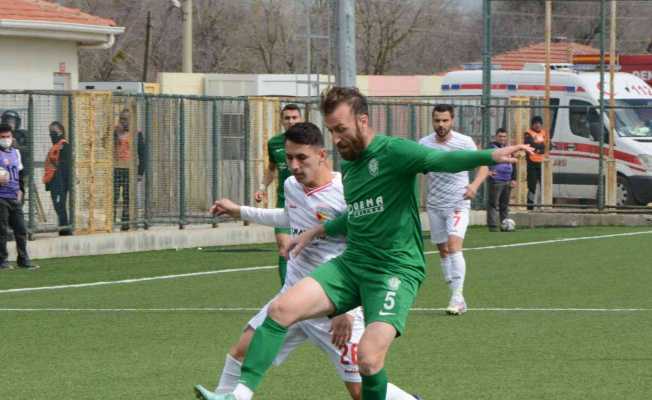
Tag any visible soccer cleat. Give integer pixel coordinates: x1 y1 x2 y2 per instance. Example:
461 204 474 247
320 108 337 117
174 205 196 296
0 261 13 270
17 263 40 271
445 299 467 315
194 385 237 400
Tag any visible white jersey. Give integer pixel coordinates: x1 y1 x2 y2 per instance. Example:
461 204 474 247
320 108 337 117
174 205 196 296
419 131 477 211
240 172 347 288
242 172 365 382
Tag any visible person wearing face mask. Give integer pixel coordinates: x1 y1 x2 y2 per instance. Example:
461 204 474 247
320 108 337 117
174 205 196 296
0 123 38 270
1 110 32 185
43 121 72 236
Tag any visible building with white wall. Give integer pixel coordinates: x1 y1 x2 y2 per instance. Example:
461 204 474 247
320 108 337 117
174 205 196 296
0 0 123 90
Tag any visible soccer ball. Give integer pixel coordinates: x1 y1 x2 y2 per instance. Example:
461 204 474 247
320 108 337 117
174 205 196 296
501 218 516 232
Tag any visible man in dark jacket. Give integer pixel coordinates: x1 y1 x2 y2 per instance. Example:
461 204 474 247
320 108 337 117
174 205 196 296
43 121 72 236
487 128 517 231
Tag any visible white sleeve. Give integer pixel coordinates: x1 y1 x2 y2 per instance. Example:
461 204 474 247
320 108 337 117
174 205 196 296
240 206 290 228
466 136 478 151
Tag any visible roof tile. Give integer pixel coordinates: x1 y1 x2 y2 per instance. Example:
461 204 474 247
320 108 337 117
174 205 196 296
0 0 116 27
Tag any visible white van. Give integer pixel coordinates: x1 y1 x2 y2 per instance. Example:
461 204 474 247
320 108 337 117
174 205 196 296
442 65 652 205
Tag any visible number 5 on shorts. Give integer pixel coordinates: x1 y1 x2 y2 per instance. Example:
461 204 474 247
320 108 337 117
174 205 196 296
384 291 396 311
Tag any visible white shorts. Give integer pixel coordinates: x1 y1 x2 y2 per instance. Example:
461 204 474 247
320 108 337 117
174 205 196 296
427 207 470 244
247 299 364 383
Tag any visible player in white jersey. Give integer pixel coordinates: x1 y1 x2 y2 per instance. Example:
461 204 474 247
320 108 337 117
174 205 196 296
195 123 418 400
419 104 489 315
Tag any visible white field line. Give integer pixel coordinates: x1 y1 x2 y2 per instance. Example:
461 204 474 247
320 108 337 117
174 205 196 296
423 229 652 255
0 266 277 294
1 229 651 295
0 307 649 312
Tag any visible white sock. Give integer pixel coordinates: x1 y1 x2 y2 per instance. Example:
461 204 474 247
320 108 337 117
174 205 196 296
386 382 415 399
215 354 242 394
440 256 452 285
448 251 466 301
233 383 254 400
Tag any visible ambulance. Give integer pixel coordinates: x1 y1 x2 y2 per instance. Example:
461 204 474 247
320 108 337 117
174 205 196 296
441 64 652 206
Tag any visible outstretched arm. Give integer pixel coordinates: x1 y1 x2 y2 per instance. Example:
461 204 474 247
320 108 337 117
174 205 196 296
210 198 289 228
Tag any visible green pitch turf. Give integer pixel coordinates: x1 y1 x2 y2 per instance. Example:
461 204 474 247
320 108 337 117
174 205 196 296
1 226 651 399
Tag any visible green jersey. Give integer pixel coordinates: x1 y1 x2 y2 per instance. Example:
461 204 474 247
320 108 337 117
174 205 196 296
324 135 494 283
267 132 292 205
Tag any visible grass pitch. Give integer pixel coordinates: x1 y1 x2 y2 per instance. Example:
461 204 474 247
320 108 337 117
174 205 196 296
1 226 651 399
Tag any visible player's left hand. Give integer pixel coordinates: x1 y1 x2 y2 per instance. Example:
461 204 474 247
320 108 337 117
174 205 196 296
330 313 354 347
286 225 324 258
463 185 478 200
491 144 533 163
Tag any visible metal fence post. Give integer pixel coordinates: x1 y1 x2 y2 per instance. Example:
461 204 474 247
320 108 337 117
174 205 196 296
179 98 186 229
144 96 152 229
68 94 76 233
386 104 393 136
409 104 417 141
243 99 250 207
211 99 219 227
27 94 35 239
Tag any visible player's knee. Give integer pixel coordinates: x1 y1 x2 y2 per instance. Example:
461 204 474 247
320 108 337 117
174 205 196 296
267 298 295 326
357 350 384 376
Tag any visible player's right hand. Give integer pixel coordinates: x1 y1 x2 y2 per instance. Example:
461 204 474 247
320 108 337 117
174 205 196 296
254 191 267 203
209 198 241 218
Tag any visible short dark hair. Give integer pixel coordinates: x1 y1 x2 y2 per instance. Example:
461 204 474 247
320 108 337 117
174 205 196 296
284 122 324 147
531 115 543 125
281 103 301 115
50 121 66 135
320 87 368 117
432 104 455 119
0 123 13 134
495 127 508 135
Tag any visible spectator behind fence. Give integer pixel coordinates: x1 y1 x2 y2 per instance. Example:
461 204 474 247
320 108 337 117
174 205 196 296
1 110 32 187
0 123 38 270
524 115 547 210
113 109 145 231
43 121 72 236
487 128 516 231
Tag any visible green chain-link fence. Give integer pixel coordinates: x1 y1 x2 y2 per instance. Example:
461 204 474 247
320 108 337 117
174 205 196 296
0 90 649 237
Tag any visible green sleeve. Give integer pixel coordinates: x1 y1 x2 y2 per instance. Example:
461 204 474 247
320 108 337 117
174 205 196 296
324 213 348 236
266 139 275 165
393 137 495 174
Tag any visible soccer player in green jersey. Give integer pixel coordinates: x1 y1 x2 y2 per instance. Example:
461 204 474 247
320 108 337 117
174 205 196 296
254 104 302 285
208 87 531 400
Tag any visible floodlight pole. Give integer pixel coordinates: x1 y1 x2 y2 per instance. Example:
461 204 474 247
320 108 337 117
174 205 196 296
182 0 193 73
481 0 491 149
335 0 356 87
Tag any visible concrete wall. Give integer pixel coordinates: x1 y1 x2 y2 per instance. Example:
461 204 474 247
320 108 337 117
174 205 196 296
159 73 443 97
0 37 78 90
159 72 205 95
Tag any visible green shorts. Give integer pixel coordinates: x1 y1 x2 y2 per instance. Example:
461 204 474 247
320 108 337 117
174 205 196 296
274 227 291 235
310 257 419 336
